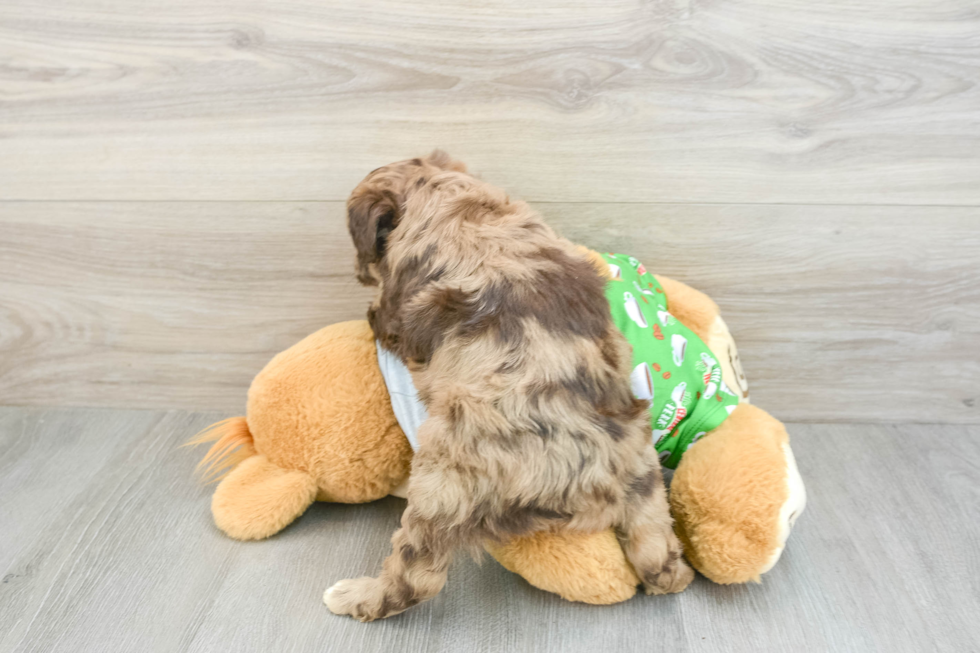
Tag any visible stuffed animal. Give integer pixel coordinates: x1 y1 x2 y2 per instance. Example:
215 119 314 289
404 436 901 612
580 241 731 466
190 248 806 605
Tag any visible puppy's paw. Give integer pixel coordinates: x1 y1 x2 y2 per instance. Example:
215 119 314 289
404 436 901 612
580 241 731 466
324 577 379 621
324 576 404 622
640 553 695 595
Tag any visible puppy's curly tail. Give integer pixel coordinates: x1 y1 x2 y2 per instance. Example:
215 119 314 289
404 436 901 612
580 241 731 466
185 417 256 483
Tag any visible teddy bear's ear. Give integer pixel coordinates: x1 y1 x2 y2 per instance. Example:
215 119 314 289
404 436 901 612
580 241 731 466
347 188 400 286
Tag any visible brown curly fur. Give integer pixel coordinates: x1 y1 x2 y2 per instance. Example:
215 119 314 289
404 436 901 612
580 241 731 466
325 151 692 621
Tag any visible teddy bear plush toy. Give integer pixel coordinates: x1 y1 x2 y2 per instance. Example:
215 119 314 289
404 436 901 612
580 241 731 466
190 248 806 605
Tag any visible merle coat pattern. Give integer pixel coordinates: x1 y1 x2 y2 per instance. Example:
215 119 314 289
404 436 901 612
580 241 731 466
325 151 693 621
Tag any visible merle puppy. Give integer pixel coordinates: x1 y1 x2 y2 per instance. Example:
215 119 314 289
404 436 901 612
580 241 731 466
325 151 693 621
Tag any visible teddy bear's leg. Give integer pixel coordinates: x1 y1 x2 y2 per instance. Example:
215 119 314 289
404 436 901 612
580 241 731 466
669 403 805 584
616 448 695 595
487 529 640 605
211 454 318 541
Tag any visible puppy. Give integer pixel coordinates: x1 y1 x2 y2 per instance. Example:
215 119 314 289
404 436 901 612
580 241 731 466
325 151 693 621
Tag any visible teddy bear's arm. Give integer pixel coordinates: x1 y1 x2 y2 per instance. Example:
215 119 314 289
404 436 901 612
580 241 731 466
487 529 640 604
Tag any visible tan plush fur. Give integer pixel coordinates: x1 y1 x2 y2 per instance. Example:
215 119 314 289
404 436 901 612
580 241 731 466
487 530 639 605
188 417 256 482
246 320 411 504
213 454 318 540
192 320 413 540
670 403 790 584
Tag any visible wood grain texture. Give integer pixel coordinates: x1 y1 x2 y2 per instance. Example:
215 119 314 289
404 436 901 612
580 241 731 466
2 201 978 423
1 0 978 203
1 407 978 652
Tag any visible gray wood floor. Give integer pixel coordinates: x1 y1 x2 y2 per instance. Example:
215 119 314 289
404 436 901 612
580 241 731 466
1 406 977 653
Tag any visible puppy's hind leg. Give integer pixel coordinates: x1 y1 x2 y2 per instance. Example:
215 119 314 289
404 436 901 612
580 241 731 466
324 447 468 621
618 450 695 595
324 506 453 621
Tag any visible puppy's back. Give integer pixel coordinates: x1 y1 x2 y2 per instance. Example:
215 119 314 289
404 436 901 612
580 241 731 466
378 174 649 478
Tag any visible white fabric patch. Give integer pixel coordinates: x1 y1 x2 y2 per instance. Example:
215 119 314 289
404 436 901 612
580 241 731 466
375 341 427 451
758 442 808 575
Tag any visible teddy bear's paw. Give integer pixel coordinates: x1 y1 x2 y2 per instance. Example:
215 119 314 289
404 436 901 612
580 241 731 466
640 553 695 596
324 576 409 622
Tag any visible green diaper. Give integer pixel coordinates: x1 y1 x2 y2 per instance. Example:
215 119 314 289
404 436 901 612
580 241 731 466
602 253 740 469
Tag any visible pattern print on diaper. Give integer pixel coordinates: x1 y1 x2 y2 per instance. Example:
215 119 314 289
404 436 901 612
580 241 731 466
630 362 654 401
696 352 722 399
671 334 687 367
633 280 655 296
623 292 648 328
653 382 690 443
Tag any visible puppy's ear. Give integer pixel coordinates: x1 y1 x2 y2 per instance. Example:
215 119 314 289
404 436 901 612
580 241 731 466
427 149 467 173
347 189 400 285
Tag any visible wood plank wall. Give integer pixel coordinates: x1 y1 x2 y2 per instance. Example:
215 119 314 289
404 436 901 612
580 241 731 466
1 0 978 422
